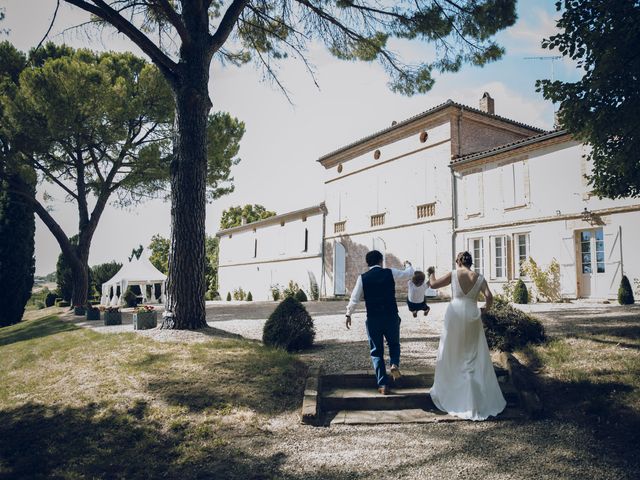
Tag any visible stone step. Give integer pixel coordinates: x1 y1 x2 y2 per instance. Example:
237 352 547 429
322 386 435 411
328 406 526 425
322 370 434 389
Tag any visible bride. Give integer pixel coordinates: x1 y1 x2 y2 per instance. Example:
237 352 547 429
427 251 506 420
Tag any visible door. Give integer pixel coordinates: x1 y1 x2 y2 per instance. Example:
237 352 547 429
334 241 346 295
560 235 577 298
577 228 608 298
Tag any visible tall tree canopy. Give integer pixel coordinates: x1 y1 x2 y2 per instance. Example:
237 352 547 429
537 0 640 199
220 204 276 229
0 42 244 308
55 0 517 328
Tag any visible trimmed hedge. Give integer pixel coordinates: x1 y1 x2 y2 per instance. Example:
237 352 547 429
263 297 315 352
246 291 253 301
618 275 635 305
513 279 529 304
45 292 58 307
226 292 232 301
294 289 308 302
482 297 546 352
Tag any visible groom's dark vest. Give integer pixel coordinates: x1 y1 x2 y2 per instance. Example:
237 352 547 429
361 267 397 318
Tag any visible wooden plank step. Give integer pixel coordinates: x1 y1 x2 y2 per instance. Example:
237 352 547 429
322 371 434 389
328 406 526 425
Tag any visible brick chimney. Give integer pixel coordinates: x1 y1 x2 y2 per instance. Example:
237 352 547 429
479 92 495 115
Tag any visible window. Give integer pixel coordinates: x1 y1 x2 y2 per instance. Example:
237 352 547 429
514 233 530 276
502 161 528 208
371 213 385 227
303 228 308 252
491 235 508 279
468 238 484 276
417 202 436 219
580 229 605 274
334 221 346 234
464 170 483 216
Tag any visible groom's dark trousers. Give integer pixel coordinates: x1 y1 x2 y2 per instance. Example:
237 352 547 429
361 267 401 387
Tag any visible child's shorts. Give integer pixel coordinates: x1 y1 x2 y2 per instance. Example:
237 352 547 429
406 300 429 311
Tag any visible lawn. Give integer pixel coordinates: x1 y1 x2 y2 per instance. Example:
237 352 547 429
0 314 307 479
518 329 640 453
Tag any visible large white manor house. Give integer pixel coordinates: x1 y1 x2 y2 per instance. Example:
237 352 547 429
216 93 640 301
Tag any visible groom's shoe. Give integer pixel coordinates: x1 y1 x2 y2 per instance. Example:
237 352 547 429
390 364 402 381
378 386 390 395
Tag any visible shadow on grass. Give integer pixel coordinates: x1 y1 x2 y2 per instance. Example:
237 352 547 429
0 317 79 348
0 402 353 480
143 343 308 415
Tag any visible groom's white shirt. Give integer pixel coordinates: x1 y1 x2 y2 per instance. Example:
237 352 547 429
346 264 415 316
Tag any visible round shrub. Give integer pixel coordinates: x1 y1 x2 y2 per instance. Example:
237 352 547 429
246 291 253 301
45 291 58 307
482 297 546 352
226 292 232 301
618 275 635 305
263 297 315 352
513 279 529 304
122 288 138 308
294 289 308 302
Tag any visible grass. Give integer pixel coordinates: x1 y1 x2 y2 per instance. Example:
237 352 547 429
0 315 308 479
518 331 640 450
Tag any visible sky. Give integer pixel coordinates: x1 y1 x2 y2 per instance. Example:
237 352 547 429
0 0 582 275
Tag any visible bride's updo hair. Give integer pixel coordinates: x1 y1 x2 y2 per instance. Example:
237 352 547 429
456 251 473 268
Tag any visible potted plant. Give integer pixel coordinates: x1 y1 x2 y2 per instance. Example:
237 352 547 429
133 305 157 330
101 306 122 325
73 304 86 316
86 305 101 321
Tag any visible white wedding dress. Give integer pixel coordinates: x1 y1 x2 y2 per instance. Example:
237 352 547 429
430 270 506 420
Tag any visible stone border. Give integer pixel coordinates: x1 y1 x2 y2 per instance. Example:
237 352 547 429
300 366 322 425
498 352 543 418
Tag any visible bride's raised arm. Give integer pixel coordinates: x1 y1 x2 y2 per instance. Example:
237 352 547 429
427 268 451 289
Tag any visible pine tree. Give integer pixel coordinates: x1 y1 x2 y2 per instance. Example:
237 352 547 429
0 176 35 327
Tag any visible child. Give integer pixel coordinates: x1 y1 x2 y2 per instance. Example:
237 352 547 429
407 269 432 318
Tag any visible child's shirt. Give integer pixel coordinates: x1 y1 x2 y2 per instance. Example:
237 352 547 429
408 281 429 303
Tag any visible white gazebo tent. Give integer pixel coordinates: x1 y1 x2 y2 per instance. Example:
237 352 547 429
101 256 167 306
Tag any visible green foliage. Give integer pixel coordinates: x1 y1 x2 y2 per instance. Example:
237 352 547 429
57 301 70 308
226 292 231 302
263 297 315 352
205 235 219 297
309 282 319 301
122 288 138 308
521 258 561 303
537 0 640 198
618 275 635 305
246 291 253 302
90 262 122 298
148 234 169 274
482 297 546 352
270 284 281 301
128 245 144 262
513 279 529 304
220 204 276 230
294 289 308 303
45 292 58 307
232 287 246 301
282 281 299 298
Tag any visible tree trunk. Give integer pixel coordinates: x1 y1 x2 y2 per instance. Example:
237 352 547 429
162 60 211 330
70 248 90 308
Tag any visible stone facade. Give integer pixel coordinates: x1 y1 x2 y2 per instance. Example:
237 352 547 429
217 95 640 301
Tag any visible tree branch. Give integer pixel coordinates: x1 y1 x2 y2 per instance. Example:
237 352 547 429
210 0 250 52
153 0 190 43
62 0 179 80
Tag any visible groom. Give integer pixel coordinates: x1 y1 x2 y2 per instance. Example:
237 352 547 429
345 250 414 394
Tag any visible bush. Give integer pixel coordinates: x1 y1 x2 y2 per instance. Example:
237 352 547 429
122 288 138 308
233 287 246 301
309 282 319 301
263 297 315 352
45 291 58 307
482 297 546 352
294 289 308 302
246 291 253 301
226 292 232 301
618 275 635 305
270 285 281 301
282 280 300 298
513 279 529 304
521 258 561 302
35 301 45 310
58 300 70 308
